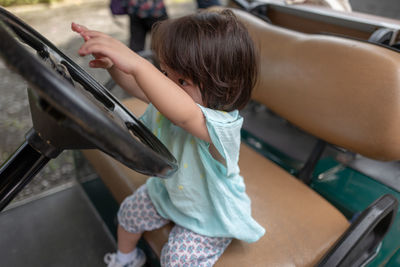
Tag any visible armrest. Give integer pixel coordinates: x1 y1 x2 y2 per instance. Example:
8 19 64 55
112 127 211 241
317 194 398 267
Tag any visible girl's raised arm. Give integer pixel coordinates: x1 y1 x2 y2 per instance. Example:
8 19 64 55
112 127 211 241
75 25 211 143
135 61 211 143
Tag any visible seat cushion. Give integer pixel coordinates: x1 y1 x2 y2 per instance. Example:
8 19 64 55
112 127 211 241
82 98 349 266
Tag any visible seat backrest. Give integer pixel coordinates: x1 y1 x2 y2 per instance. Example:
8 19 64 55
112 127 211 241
229 8 400 161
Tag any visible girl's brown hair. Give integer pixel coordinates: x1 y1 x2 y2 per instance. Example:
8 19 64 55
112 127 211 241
151 9 258 111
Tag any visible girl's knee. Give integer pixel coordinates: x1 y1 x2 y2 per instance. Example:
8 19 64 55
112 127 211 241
160 226 231 267
117 184 169 233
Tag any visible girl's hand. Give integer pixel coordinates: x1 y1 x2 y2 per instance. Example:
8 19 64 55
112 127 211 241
72 23 142 74
72 22 114 69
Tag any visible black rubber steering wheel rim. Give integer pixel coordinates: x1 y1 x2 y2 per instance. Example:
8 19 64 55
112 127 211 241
0 7 177 178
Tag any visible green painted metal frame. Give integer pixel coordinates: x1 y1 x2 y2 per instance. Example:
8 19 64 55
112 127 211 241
311 158 400 267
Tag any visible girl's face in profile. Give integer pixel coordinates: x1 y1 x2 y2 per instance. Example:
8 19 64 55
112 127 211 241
160 64 203 106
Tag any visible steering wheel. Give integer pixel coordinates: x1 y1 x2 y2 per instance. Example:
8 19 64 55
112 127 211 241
0 7 177 178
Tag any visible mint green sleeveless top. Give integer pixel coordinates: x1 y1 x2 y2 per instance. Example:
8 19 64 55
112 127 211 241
141 103 265 242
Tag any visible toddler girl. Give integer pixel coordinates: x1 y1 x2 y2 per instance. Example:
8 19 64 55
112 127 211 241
72 9 265 267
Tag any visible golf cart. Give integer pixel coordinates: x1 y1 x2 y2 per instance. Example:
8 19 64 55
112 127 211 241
0 2 400 266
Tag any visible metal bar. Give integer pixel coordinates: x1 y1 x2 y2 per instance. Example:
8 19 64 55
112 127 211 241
297 139 327 184
0 140 50 212
254 0 400 32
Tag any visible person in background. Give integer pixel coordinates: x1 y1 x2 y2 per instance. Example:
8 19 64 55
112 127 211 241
127 0 168 52
196 0 220 9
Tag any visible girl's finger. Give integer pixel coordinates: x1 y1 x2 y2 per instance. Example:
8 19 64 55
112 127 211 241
72 23 92 41
71 22 88 33
93 52 103 59
72 23 109 42
78 37 114 56
79 42 110 57
79 30 109 39
89 58 113 69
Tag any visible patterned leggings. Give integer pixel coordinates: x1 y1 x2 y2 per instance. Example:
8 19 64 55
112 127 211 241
118 185 232 267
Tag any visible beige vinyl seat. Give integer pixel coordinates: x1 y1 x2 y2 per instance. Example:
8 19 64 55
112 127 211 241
83 8 400 267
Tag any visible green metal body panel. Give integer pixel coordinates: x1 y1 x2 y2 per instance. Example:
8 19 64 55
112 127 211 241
311 158 400 267
241 130 302 175
386 248 400 267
